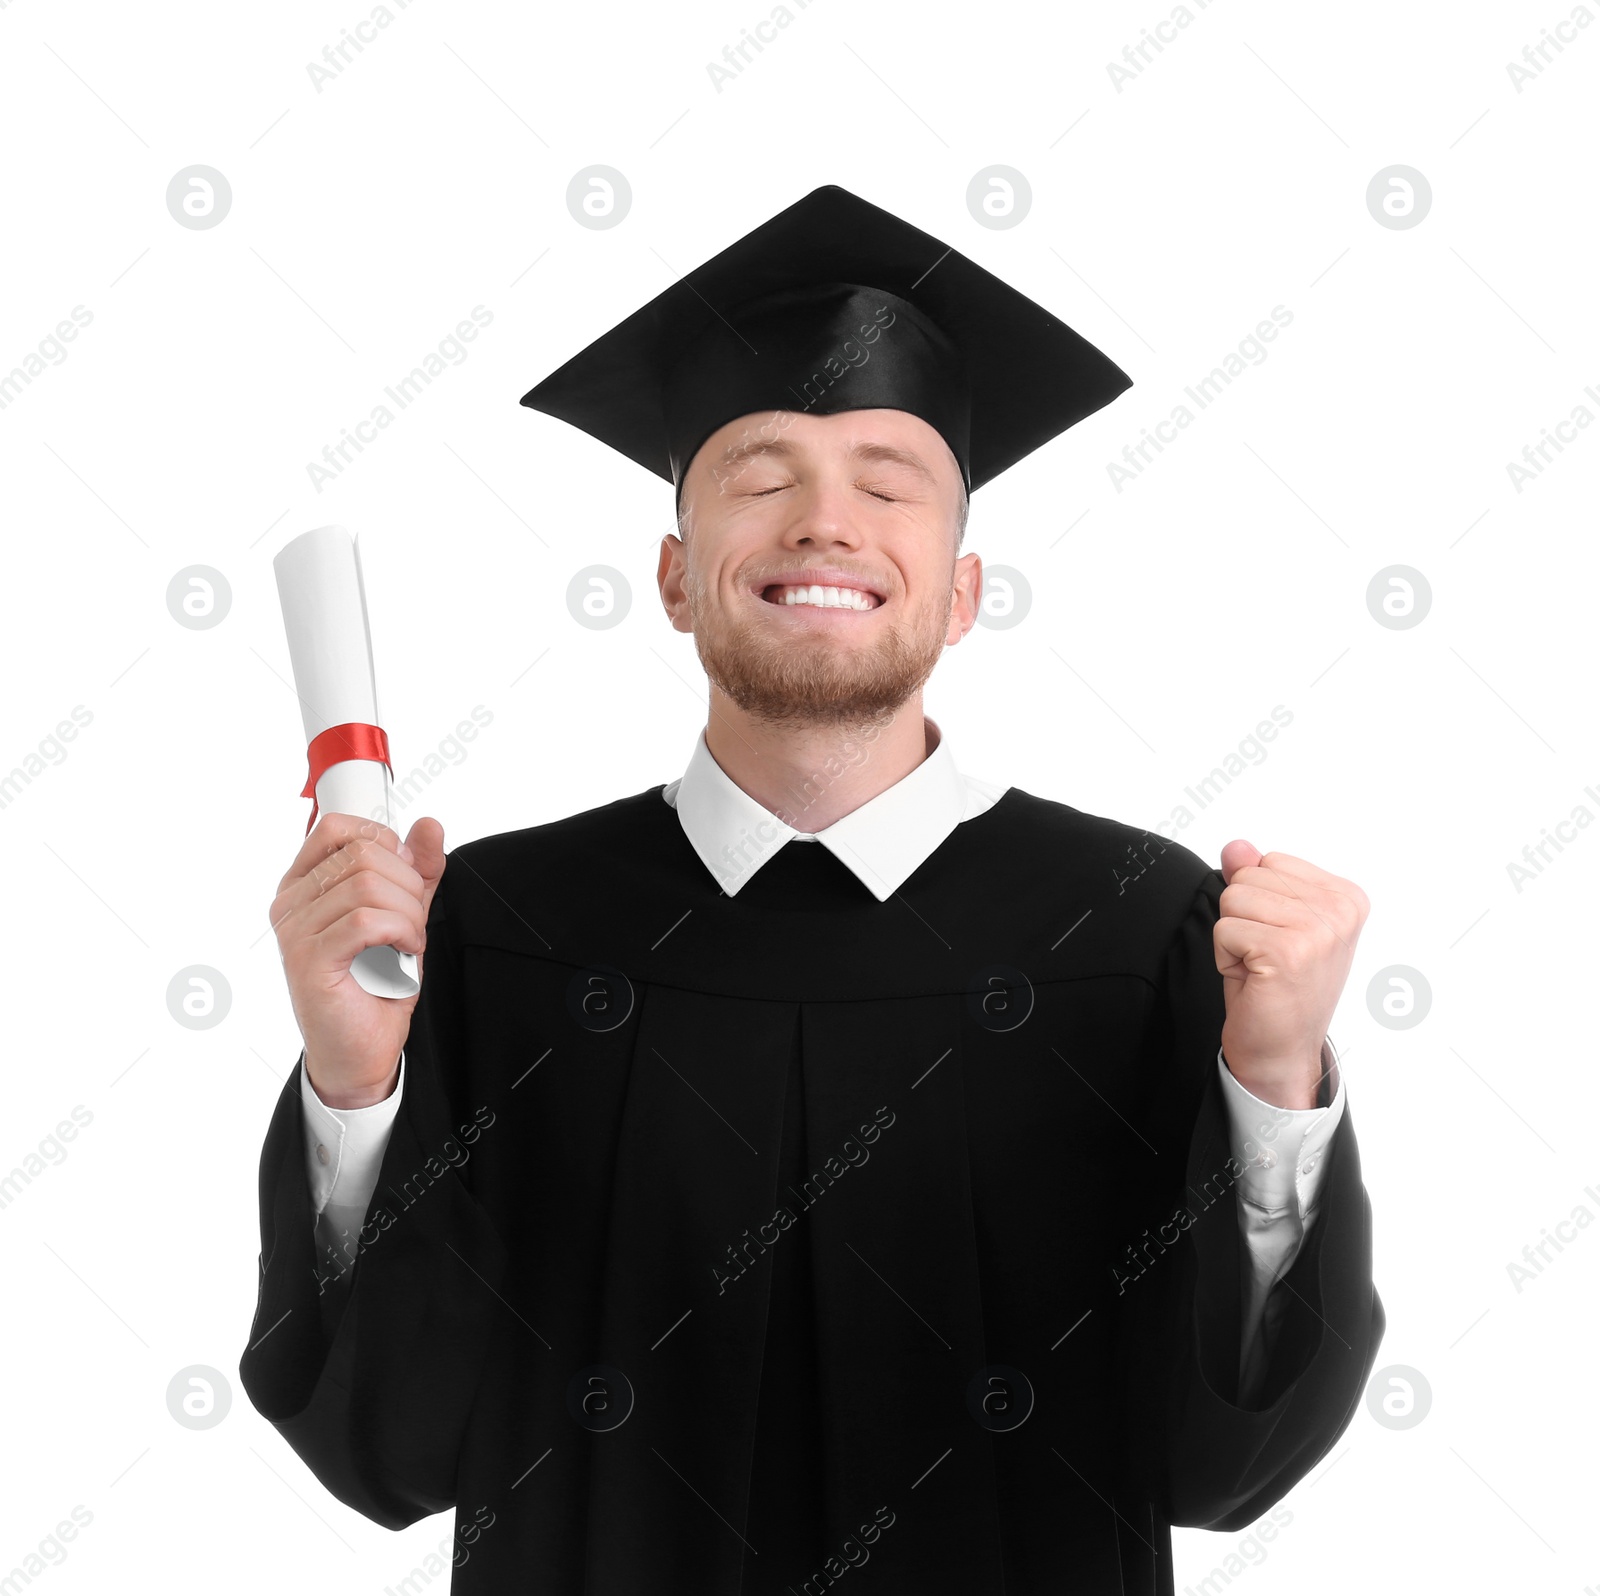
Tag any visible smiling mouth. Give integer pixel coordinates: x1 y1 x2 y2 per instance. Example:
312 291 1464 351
758 583 884 612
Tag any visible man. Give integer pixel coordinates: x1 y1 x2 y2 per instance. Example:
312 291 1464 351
245 185 1382 1595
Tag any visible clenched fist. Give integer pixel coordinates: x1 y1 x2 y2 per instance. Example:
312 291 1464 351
1215 840 1370 1111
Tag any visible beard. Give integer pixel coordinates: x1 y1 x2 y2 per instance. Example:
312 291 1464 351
687 572 952 732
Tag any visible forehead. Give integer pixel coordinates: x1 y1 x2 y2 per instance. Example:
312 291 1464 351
691 407 959 486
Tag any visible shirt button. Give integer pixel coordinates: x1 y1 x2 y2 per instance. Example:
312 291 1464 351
1301 1157 1317 1174
1252 1147 1277 1170
316 1143 330 1166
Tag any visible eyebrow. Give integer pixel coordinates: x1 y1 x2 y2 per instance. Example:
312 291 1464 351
714 435 938 486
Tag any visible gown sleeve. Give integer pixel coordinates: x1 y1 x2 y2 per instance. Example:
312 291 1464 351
1114 865 1385 1532
239 856 509 1530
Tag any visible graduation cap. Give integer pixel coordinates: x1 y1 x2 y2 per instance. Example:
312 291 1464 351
518 183 1132 508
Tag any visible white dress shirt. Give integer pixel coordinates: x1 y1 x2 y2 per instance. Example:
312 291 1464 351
300 716 1347 1404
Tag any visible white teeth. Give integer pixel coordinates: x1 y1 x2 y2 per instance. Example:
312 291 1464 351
774 584 875 610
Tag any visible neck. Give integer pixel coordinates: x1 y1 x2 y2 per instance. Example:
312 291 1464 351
702 686 934 833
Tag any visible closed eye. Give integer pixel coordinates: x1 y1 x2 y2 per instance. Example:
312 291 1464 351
748 484 900 502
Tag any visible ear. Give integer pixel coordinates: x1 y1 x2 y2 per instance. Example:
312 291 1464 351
946 551 983 646
658 533 694 633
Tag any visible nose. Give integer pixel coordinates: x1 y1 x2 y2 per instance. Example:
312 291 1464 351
780 478 864 552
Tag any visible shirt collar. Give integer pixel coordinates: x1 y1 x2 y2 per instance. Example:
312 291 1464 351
662 716 970 902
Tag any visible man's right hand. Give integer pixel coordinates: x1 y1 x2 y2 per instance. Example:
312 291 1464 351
269 812 447 1108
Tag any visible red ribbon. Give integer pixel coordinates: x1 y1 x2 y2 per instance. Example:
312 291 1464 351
301 721 394 834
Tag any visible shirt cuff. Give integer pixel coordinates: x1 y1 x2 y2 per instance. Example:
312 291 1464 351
1217 1039 1347 1223
300 1049 407 1220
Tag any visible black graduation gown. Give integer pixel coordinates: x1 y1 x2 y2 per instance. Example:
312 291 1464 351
241 784 1385 1594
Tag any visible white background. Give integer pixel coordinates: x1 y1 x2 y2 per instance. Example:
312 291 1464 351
1 0 1595 1591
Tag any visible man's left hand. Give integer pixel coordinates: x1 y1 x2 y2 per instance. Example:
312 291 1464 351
1215 841 1370 1111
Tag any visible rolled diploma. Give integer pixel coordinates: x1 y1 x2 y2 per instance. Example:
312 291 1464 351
273 524 420 1000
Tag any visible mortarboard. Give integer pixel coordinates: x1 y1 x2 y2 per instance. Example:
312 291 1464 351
518 183 1132 507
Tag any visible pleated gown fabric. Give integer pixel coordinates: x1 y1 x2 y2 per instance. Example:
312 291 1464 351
241 784 1384 1595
